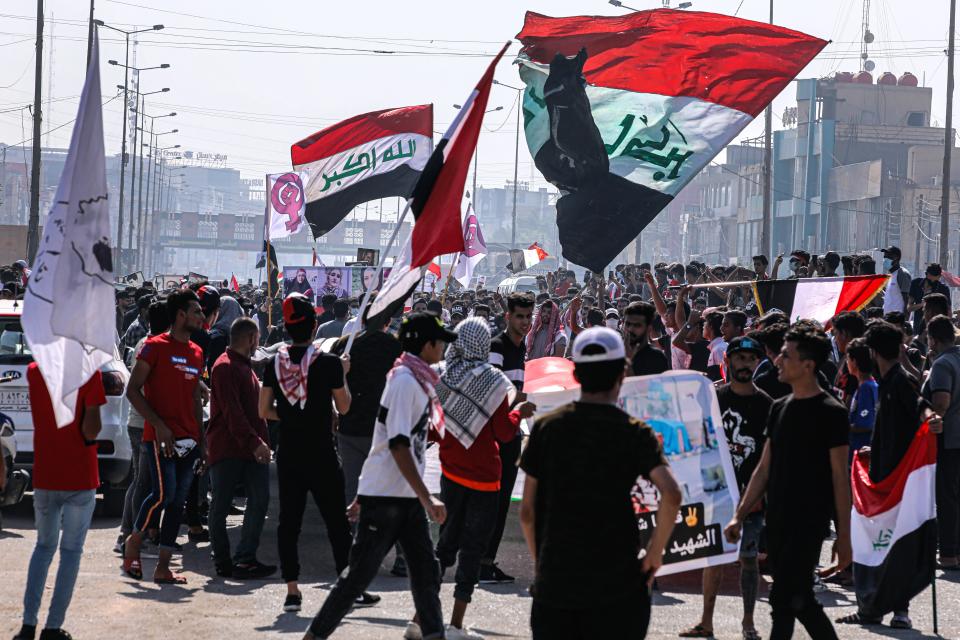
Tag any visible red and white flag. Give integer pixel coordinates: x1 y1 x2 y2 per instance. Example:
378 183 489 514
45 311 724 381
752 275 889 325
367 43 510 326
516 10 826 271
229 274 240 292
509 243 549 272
851 422 937 619
292 105 433 237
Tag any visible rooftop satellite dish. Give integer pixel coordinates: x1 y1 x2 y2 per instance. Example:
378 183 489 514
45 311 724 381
864 59 876 72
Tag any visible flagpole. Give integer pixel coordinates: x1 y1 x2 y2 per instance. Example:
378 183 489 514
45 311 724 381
932 573 938 635
264 174 273 327
344 199 413 355
441 253 461 305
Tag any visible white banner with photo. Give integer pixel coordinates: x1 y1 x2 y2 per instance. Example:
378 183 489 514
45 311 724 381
425 370 741 575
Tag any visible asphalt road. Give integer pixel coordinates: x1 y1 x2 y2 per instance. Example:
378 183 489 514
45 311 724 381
1 466 957 639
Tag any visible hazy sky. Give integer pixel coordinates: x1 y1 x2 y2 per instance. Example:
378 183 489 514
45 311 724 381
0 0 952 192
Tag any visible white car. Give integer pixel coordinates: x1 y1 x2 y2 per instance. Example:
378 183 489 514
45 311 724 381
496 275 540 297
0 300 132 515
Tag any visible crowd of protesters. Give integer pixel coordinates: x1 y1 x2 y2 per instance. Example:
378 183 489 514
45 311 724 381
5 242 960 640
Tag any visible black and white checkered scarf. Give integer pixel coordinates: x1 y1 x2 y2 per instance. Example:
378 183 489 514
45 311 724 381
437 317 516 449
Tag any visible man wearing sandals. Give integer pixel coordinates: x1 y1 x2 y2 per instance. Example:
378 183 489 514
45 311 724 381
680 337 771 640
12 367 106 640
122 288 206 585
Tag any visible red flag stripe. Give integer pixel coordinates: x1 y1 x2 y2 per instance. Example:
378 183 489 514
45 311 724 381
409 43 509 267
835 275 891 315
851 422 938 518
291 104 433 165
529 243 549 261
516 10 827 117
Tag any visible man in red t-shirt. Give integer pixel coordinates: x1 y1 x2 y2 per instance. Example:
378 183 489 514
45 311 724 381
14 365 105 640
123 288 205 585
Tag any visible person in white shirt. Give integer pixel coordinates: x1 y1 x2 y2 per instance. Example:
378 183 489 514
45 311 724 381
303 312 457 640
881 245 911 315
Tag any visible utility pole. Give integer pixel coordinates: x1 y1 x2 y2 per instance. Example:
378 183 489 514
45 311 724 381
134 94 146 270
511 90 520 247
26 0 44 264
760 0 773 260
941 0 956 268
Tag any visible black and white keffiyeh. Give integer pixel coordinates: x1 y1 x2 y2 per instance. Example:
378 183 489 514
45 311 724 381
436 317 516 449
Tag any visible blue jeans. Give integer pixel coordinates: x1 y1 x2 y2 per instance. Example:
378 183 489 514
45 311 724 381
22 489 96 629
209 458 270 568
133 441 199 550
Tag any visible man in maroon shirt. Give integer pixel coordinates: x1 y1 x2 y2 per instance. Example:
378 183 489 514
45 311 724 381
207 316 276 579
14 366 105 640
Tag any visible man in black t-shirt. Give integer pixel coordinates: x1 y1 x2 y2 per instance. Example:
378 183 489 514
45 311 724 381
683 336 771 639
726 324 851 640
520 327 681 639
259 293 378 614
622 301 669 376
482 292 534 584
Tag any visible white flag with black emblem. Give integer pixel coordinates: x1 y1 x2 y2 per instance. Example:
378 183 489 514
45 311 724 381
22 32 115 427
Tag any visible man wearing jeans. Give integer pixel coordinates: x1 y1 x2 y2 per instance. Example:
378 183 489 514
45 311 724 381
14 366 106 640
207 316 276 579
123 288 206 585
304 312 456 640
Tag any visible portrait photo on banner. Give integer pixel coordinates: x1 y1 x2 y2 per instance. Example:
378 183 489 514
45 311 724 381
283 266 375 303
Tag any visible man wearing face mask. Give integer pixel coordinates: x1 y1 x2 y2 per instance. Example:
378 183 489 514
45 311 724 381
786 250 810 280
881 246 912 315
908 263 951 332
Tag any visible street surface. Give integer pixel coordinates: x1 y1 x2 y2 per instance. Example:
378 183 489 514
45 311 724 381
1 465 957 639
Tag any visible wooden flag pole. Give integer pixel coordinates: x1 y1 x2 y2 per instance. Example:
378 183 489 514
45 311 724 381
265 237 273 327
441 254 461 305
344 199 413 356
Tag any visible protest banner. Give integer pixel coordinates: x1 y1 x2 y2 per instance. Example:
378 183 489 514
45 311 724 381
281 265 386 304
425 369 740 575
156 274 186 290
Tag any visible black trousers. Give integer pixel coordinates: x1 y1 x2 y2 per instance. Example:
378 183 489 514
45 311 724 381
937 446 960 558
531 588 651 639
276 448 353 582
309 497 444 639
767 529 838 640
483 435 521 563
435 475 499 603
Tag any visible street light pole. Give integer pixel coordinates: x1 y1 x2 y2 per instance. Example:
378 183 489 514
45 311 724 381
942 0 956 268
97 20 164 273
494 79 524 247
26 0 43 263
761 0 774 260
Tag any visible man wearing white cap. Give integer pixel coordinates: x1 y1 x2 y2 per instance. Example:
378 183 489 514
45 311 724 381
519 327 682 638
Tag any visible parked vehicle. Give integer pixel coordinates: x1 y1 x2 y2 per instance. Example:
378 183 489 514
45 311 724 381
496 275 540 297
0 409 29 530
0 300 132 516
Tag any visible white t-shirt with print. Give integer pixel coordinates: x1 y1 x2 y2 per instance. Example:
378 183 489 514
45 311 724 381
357 368 431 499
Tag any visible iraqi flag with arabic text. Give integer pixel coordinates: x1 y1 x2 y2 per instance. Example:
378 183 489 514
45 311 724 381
366 44 509 327
291 105 433 238
515 10 826 272
751 275 889 325
851 422 937 618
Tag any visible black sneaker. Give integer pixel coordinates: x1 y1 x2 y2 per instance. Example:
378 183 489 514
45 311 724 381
13 623 36 640
283 592 302 612
188 529 210 543
215 564 233 578
478 563 514 584
353 592 381 607
390 555 408 577
39 630 73 640
232 560 277 579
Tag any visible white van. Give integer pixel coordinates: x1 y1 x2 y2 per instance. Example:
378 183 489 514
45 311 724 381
496 275 540 297
0 300 132 515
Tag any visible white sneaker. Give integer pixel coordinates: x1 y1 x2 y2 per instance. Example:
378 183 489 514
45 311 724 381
403 622 423 640
445 625 484 640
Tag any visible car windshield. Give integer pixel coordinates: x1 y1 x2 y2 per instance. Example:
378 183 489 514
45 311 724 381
0 317 32 364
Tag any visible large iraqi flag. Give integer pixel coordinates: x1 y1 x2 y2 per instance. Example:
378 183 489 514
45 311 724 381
851 422 937 618
515 10 826 272
751 275 889 325
291 104 433 238
366 44 510 326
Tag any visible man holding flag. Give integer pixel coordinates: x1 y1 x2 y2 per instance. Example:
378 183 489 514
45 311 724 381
16 31 115 640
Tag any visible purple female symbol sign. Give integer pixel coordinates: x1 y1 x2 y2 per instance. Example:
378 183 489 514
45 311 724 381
462 212 486 258
269 172 306 235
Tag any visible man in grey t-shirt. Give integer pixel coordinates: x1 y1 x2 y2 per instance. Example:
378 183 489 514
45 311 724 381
922 315 960 569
